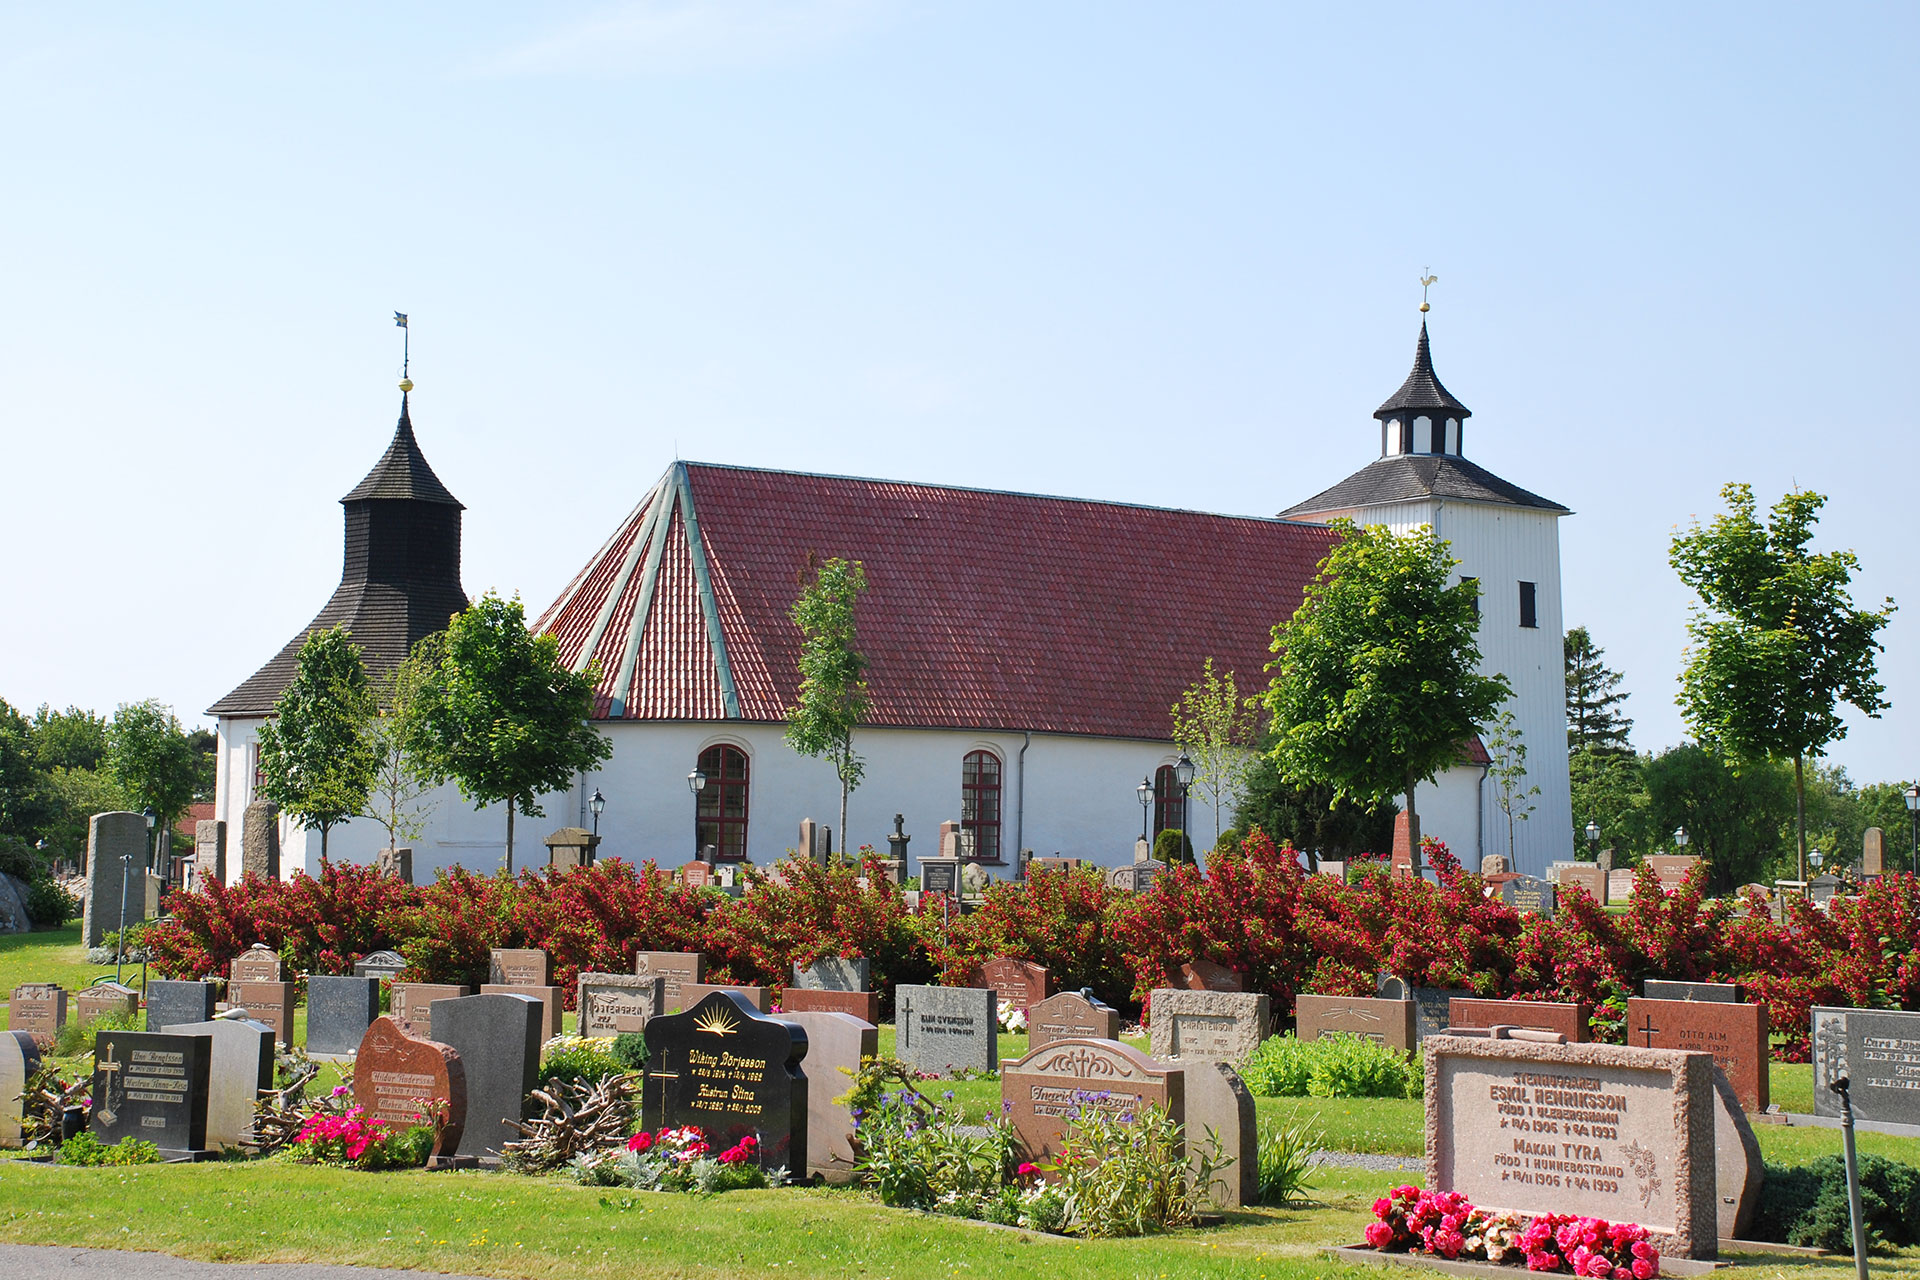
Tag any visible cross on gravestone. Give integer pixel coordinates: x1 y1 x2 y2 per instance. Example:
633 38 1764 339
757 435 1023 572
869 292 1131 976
93 1042 124 1127
887 814 910 862
1636 1010 1663 1049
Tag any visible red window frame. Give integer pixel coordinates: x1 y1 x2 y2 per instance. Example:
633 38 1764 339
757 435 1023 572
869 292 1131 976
1153 764 1186 838
695 744 750 861
961 750 1003 861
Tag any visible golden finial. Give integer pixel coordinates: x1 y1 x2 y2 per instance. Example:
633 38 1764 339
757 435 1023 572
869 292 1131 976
1419 272 1438 314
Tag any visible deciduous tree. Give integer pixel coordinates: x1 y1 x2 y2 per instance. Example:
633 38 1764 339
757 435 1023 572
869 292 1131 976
361 640 440 853
257 626 376 861
1671 484 1895 881
1483 706 1539 862
784 557 869 851
106 699 198 831
1170 658 1261 848
1262 520 1509 850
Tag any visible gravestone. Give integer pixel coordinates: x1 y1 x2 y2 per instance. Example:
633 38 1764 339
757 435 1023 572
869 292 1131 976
679 861 714 888
90 1030 212 1157
1500 874 1557 918
1389 811 1416 877
895 985 996 1076
1626 997 1769 1113
1807 874 1842 905
9 984 68 1048
680 982 769 1013
481 984 562 1042
389 982 469 1041
1643 980 1742 1003
307 975 382 1055
1447 997 1592 1043
1148 989 1270 1063
194 819 227 887
797 818 819 863
1318 858 1346 880
1597 848 1615 879
81 811 148 947
778 988 879 1023
227 982 296 1048
354 950 408 980
170 1017 274 1150
1556 863 1606 903
1106 862 1158 892
938 820 963 859
375 847 413 884
1028 990 1120 1050
1863 827 1885 878
1295 994 1417 1052
76 982 141 1025
887 813 911 865
1644 854 1700 893
543 826 599 870
635 951 705 1013
240 801 280 880
641 990 808 1174
779 1009 876 1183
960 862 990 897
1607 868 1637 902
1710 1066 1763 1239
1186 1059 1257 1209
229 944 283 984
577 973 667 1035
1812 1006 1920 1128
1377 976 1474 1043
431 992 543 1162
489 949 551 987
352 1015 465 1161
1 1031 41 1147
142 870 166 918
1001 1038 1182 1167
145 980 216 1032
1174 959 1246 992
792 957 870 992
919 860 959 897
976 957 1052 1011
1423 1035 1719 1259
1480 854 1510 875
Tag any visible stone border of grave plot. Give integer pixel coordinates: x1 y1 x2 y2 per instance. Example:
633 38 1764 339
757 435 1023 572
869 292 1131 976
1761 1111 1920 1139
1324 1246 1718 1278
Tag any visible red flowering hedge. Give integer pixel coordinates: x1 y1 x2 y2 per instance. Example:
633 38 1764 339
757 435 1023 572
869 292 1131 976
144 831 1920 1048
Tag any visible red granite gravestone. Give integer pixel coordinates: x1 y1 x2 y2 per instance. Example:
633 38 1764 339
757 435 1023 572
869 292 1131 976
9 984 67 1049
679 861 714 889
1644 855 1701 893
1027 991 1120 1050
389 983 470 1041
228 945 283 984
353 1015 465 1161
1389 812 1415 878
1447 997 1591 1042
1295 994 1417 1052
1556 863 1606 903
679 982 770 1013
635 951 706 1013
1625 996 1769 1113
226 981 296 1048
76 983 140 1026
1173 960 1246 992
481 984 562 1041
778 988 880 1023
1001 1039 1183 1170
975 958 1053 1011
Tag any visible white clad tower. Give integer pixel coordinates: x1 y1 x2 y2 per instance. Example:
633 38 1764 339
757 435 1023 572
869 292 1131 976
1281 320 1573 875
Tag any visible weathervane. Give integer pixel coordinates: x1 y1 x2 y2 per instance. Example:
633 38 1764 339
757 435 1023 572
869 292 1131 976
1419 272 1438 314
394 311 412 391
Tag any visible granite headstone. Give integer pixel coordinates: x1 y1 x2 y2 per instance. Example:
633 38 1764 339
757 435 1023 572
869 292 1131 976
1027 991 1120 1050
634 951 705 1013
226 981 296 1048
239 801 279 880
1148 989 1270 1063
1296 994 1417 1052
488 949 551 987
976 957 1052 1011
1643 980 1743 1004
430 992 543 1162
353 950 408 980
10 984 68 1048
641 990 808 1174
577 973 667 1035
1500 874 1557 918
1377 977 1474 1043
1447 997 1592 1043
679 982 770 1013
1174 960 1246 992
481 983 562 1042
792 957 870 992
81 811 148 947
0 1030 41 1147
352 1015 464 1160
90 1029 211 1156
1812 1005 1920 1128
145 980 217 1032
1186 1059 1257 1209
307 975 382 1055
229 944 283 984
389 982 469 1041
778 1009 876 1183
170 1016 274 1150
194 819 227 887
778 988 879 1023
1626 997 1769 1113
895 985 996 1077
1001 1038 1182 1168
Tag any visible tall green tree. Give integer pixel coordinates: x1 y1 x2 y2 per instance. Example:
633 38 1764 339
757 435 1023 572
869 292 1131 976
1483 706 1540 862
1857 779 1918 873
784 558 869 851
1564 626 1633 753
361 640 440 853
414 593 611 871
1641 743 1792 891
106 699 198 830
257 626 377 861
30 705 111 772
1234 743 1397 862
1262 520 1510 850
1671 484 1895 881
1568 746 1650 860
1170 658 1261 848
0 698 51 838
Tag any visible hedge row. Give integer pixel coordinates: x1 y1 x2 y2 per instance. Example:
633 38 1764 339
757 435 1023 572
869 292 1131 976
145 829 1920 1056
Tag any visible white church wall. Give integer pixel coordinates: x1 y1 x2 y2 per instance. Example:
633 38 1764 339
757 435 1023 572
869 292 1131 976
1412 762 1486 865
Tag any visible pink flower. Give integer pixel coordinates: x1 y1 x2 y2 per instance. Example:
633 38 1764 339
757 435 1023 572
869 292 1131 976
1525 1251 1560 1272
627 1131 653 1153
1018 1162 1040 1177
1372 1197 1392 1217
1630 1260 1655 1279
1364 1221 1395 1249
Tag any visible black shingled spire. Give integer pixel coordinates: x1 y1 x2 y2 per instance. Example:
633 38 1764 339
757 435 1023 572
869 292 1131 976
209 392 469 717
1374 321 1471 421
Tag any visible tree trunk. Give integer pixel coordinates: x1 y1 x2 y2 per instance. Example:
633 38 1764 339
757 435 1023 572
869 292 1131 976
1404 771 1422 870
1794 754 1806 884
838 738 850 863
320 824 329 861
506 798 516 873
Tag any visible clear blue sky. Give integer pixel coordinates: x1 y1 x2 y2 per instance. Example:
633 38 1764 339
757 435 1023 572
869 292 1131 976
2 3 1913 784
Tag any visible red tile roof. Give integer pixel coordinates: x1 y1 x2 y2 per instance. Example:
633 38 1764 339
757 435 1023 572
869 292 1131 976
535 463 1341 741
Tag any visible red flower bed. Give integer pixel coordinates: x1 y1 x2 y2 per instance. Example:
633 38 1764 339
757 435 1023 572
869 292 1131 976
936 865 1130 1008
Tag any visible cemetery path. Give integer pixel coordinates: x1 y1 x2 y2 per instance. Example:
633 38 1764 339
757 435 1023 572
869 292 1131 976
0 1246 493 1280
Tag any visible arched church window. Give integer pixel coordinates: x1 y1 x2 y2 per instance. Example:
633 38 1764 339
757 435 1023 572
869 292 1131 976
1383 419 1404 456
961 750 1002 861
1153 764 1186 838
696 744 750 860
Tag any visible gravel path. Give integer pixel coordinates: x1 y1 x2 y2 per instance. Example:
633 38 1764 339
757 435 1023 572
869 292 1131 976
1307 1150 1424 1172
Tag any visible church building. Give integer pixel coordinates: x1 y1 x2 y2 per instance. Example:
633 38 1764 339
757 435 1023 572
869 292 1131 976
208 318 1573 879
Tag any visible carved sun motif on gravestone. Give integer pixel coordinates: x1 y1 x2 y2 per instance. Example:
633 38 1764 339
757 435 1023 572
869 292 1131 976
694 1005 741 1037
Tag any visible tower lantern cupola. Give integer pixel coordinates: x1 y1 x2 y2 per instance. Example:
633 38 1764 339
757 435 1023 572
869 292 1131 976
1374 320 1471 459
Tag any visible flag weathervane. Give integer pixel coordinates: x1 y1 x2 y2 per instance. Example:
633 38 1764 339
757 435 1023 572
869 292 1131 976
394 312 412 391
1419 272 1438 314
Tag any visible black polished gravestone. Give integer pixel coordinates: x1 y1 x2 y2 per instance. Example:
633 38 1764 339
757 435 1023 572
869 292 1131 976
1644 980 1743 1004
307 975 382 1056
90 1030 212 1157
430 992 544 1164
144 980 217 1032
1377 975 1474 1042
642 990 808 1176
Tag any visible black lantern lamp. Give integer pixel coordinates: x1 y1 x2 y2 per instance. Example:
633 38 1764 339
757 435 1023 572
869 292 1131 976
589 787 606 839
1136 777 1152 844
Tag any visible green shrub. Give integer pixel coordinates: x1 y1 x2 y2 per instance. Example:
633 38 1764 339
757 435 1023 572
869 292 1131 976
538 1035 626 1088
26 879 78 925
1239 1032 1419 1099
1053 1100 1218 1237
845 1058 1015 1210
52 1009 142 1059
1152 829 1194 863
1255 1113 1319 1206
59 1131 160 1166
610 1032 649 1070
1750 1155 1920 1253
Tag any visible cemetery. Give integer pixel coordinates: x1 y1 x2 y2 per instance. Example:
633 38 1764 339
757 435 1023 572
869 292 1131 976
2 832 1919 1280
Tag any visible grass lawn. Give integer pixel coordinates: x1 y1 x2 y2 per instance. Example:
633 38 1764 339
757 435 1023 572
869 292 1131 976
0 926 120 1014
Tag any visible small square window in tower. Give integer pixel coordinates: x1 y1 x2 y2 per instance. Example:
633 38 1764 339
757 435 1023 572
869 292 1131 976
1518 581 1538 629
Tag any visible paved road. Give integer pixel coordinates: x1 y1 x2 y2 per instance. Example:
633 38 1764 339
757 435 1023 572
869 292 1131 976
0 1246 494 1280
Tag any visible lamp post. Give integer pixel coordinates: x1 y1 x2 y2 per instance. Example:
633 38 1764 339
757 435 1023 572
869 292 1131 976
589 788 606 840
1906 783 1919 873
1137 777 1152 848
688 768 708 859
1585 820 1600 860
1174 752 1196 831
